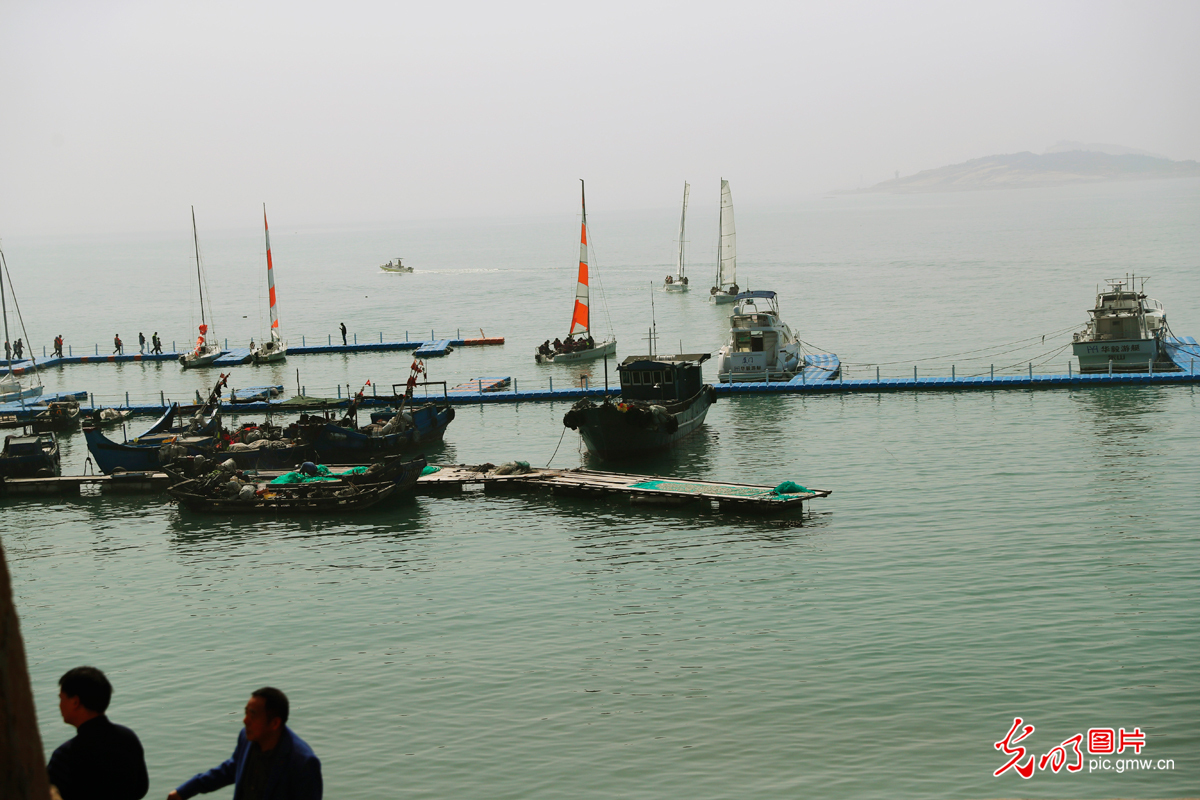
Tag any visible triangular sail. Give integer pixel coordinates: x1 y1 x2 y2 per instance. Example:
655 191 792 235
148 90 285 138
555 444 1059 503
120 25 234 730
569 179 590 336
264 204 280 342
718 178 736 288
677 181 690 279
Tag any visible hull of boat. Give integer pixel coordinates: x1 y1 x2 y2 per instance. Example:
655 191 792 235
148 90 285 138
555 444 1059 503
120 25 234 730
300 404 454 462
83 426 216 474
223 443 315 471
709 291 738 304
1072 338 1176 373
251 346 288 364
535 339 617 364
0 437 60 478
564 386 715 459
180 347 223 368
0 384 45 404
380 266 413 273
716 345 803 383
170 481 397 513
663 282 689 292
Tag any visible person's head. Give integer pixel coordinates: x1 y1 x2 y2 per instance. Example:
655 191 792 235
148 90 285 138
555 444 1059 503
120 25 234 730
244 687 289 745
58 666 112 726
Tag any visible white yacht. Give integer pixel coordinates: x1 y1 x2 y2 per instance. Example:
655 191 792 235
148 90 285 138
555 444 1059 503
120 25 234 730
715 291 803 382
1072 276 1176 373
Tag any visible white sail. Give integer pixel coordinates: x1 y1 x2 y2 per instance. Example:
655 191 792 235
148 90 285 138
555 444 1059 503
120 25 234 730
677 181 690 279
718 178 736 289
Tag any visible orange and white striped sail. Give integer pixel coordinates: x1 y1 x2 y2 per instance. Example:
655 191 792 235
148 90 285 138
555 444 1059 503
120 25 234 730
569 180 590 336
264 204 280 341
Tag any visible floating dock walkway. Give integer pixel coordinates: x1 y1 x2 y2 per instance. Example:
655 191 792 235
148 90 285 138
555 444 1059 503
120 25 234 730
0 463 830 514
3 334 504 372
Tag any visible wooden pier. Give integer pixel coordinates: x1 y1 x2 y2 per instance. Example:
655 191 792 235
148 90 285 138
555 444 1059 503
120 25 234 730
416 464 831 513
0 464 830 514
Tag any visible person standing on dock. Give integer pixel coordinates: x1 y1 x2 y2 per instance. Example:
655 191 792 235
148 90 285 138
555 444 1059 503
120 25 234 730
3 340 9 362
138 332 145 354
14 338 23 359
168 686 322 800
113 334 123 355
152 332 162 355
47 665 149 800
340 322 347 346
54 334 64 357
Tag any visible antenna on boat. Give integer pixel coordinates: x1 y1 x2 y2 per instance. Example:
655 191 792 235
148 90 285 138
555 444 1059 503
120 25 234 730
649 282 658 358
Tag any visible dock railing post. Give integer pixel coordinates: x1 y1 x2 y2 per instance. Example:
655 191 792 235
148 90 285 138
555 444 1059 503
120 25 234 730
160 390 164 406
914 365 918 381
125 391 129 407
1149 360 1154 375
225 338 228 349
1028 363 1032 379
302 335 305 346
549 377 553 392
513 379 517 394
1108 359 1113 376
952 365 955 381
990 364 994 379
380 332 383 343
354 333 357 345
876 366 880 382
328 334 331 346
337 385 341 398
1069 362 1072 377
69 345 72 356
95 344 98 355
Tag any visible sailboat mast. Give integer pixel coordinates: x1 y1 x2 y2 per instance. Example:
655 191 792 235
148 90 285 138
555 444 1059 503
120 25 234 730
677 182 689 279
715 180 723 288
570 179 591 336
191 206 206 328
264 204 279 340
0 248 10 374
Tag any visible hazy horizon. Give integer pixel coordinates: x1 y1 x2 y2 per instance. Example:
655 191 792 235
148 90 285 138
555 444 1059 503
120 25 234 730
3 0 1198 236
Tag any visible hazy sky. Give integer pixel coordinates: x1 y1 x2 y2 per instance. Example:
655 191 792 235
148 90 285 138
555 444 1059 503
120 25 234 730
2 0 1198 234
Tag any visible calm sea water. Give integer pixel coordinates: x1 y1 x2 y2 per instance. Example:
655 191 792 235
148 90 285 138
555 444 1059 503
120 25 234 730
5 179 1200 798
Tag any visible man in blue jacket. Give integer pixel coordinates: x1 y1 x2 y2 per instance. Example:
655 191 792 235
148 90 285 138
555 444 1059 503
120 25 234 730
168 687 321 800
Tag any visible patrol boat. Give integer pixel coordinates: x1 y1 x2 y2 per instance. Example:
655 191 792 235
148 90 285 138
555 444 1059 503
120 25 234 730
1071 276 1177 373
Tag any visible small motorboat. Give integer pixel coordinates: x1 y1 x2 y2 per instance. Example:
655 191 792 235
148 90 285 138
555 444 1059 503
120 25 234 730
563 353 715 459
714 291 804 383
1071 276 1179 373
380 257 413 273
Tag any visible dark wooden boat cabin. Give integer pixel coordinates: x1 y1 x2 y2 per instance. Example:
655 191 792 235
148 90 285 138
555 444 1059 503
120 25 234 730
617 353 710 402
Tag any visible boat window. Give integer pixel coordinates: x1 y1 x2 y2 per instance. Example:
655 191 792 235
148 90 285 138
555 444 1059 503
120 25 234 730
751 332 765 352
629 371 641 385
653 371 663 385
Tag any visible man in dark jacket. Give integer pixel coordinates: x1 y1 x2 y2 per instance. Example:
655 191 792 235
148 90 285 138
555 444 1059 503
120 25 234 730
169 687 322 800
47 666 149 800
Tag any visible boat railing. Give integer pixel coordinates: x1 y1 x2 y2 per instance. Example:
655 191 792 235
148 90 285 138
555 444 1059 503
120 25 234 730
390 380 449 402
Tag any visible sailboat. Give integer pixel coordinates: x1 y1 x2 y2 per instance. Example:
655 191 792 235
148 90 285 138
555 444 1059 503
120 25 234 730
709 178 740 304
180 207 223 369
251 205 288 364
664 181 690 292
0 245 45 404
534 180 618 364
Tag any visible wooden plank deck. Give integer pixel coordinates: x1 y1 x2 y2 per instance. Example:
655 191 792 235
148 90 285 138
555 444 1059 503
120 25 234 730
416 464 831 513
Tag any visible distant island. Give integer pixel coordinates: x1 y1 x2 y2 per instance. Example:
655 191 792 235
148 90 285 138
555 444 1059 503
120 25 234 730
853 149 1200 194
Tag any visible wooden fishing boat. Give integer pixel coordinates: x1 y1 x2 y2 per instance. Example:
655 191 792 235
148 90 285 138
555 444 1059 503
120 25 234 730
0 430 60 478
180 207 224 368
295 368 454 462
563 354 715 459
535 180 617 364
31 401 81 433
169 478 397 513
83 377 227 473
663 182 691 292
709 179 740 304
250 205 288 364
